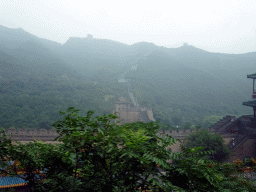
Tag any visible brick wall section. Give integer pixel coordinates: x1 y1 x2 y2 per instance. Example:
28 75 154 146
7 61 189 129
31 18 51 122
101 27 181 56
1 127 255 164
0 128 233 149
146 110 155 121
126 111 140 122
11 140 63 146
223 137 233 145
113 97 156 125
224 138 256 163
0 128 62 142
166 139 187 154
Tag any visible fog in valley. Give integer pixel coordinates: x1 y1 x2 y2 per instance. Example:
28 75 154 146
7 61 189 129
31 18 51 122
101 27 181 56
1 1 256 191
0 0 256 130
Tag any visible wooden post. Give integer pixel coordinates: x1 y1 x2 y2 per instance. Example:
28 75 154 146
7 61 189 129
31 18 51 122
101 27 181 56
253 79 255 94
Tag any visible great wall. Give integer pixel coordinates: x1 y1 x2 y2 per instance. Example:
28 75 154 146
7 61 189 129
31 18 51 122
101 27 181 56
113 50 157 125
1 70 256 166
0 69 255 191
112 96 155 125
1 114 256 164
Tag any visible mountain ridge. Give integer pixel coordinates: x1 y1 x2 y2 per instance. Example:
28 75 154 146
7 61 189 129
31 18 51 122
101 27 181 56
0 24 255 129
4 24 254 55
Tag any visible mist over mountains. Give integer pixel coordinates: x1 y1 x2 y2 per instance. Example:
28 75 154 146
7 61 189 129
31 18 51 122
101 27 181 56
0 25 255 130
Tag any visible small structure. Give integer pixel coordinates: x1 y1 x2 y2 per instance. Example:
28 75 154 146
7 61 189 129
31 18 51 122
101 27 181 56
0 155 84 191
87 34 93 39
113 97 155 125
243 100 256 118
243 73 256 118
247 73 256 99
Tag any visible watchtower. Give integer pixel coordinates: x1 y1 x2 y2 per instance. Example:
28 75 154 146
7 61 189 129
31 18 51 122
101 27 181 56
87 34 93 39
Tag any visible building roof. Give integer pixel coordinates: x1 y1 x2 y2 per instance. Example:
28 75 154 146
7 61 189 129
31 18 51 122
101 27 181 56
243 100 256 107
0 160 46 189
0 158 78 190
0 173 42 189
0 157 131 190
247 73 256 79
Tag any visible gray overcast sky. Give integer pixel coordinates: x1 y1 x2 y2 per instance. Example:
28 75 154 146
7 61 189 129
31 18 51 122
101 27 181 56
0 0 256 54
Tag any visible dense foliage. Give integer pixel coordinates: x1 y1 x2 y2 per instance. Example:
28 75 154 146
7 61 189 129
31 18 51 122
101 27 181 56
183 129 232 163
0 107 256 192
0 73 129 130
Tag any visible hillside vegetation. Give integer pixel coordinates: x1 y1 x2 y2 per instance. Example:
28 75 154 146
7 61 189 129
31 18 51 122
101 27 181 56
0 25 255 130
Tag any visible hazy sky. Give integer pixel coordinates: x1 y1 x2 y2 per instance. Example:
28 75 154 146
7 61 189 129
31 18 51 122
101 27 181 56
1 0 256 54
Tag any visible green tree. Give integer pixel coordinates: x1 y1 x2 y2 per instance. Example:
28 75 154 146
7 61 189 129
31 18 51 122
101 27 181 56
202 115 222 128
183 129 232 164
190 124 202 131
182 121 192 130
154 121 173 133
0 107 255 192
171 115 182 126
0 107 186 191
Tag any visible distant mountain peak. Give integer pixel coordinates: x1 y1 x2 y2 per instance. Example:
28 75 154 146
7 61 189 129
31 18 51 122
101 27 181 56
17 27 24 31
0 25 24 33
131 41 157 47
177 43 209 53
64 36 128 47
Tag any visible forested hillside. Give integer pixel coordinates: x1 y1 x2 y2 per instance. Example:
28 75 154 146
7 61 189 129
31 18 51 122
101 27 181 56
0 25 255 130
